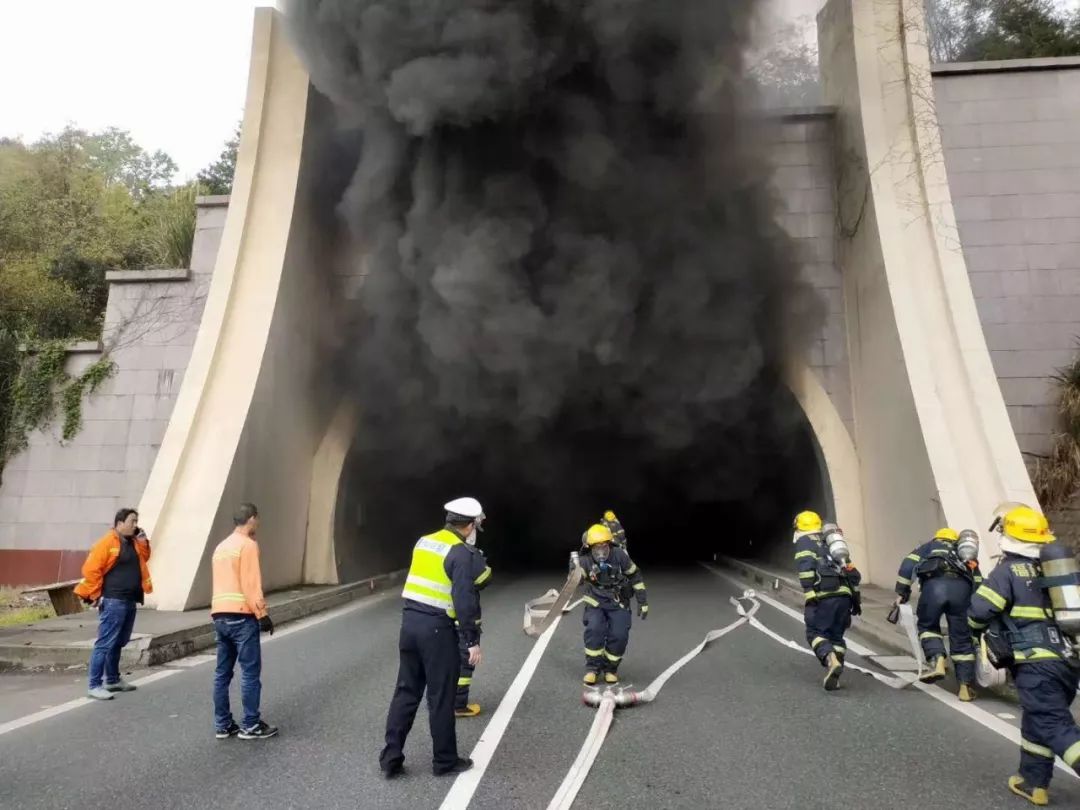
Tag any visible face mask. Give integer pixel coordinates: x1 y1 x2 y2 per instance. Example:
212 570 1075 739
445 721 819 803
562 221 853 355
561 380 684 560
466 526 477 546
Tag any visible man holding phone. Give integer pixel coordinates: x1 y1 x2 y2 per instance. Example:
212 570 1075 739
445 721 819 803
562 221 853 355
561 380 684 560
75 507 153 700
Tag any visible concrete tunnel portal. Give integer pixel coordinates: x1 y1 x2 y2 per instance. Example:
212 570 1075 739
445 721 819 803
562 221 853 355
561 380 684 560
331 380 831 579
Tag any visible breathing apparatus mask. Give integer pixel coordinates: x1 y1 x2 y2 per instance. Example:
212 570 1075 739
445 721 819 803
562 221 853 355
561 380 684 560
591 542 612 565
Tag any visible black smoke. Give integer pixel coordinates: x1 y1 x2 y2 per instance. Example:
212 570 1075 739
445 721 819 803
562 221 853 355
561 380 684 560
285 1 824 568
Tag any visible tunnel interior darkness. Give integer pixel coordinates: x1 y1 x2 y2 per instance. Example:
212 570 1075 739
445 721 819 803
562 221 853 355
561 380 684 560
333 382 831 580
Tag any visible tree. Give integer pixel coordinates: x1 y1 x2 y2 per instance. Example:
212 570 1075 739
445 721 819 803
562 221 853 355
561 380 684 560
928 0 1080 62
35 126 177 199
747 19 821 108
197 123 241 196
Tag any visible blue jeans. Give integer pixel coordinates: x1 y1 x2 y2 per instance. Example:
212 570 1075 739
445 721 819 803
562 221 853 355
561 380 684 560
213 615 262 730
88 598 137 689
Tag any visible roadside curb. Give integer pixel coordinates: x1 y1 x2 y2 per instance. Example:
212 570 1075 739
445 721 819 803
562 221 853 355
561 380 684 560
0 570 405 671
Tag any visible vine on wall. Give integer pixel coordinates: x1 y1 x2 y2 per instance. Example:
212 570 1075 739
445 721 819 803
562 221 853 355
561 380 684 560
0 341 116 479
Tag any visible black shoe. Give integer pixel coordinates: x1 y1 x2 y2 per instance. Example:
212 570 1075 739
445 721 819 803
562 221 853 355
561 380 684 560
215 722 241 739
434 757 473 776
238 720 279 740
382 762 405 780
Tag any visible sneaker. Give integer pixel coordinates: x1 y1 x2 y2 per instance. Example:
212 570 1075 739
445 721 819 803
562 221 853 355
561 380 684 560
215 722 241 739
434 757 473 777
455 703 481 718
104 679 137 693
604 672 619 685
238 720 279 740
1008 775 1049 806
823 652 843 691
87 687 114 701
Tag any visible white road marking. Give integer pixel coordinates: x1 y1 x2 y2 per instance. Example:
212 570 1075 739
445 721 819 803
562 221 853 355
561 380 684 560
998 712 1017 720
705 563 1079 779
0 591 397 736
439 614 564 810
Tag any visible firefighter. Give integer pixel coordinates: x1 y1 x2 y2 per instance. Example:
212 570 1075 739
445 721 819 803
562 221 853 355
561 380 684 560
455 527 492 719
580 524 648 685
793 511 862 691
600 510 628 550
380 498 485 779
968 505 1080 806
893 527 983 699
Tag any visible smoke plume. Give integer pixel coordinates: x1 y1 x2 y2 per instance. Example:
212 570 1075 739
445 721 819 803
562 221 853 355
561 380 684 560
285 1 823 563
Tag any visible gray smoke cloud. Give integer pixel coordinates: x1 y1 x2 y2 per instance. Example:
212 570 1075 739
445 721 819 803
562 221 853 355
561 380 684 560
285 0 823 560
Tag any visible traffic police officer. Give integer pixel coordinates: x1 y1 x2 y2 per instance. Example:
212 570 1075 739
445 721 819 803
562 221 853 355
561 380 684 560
380 498 485 779
894 527 983 699
793 511 862 691
455 529 492 718
580 524 648 685
968 505 1080 806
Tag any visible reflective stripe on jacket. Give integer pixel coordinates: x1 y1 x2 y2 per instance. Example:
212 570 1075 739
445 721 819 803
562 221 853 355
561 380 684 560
403 529 462 619
73 529 152 602
210 532 267 618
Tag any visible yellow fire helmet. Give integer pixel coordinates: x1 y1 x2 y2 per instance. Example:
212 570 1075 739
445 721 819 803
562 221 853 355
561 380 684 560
603 510 617 522
1002 506 1055 544
585 524 614 546
793 511 823 532
934 527 959 542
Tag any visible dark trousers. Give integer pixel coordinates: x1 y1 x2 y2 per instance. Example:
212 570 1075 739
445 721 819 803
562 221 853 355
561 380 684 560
456 631 476 710
213 615 262 730
88 597 137 689
583 604 632 673
381 609 460 772
916 576 976 684
1014 661 1080 789
804 596 852 665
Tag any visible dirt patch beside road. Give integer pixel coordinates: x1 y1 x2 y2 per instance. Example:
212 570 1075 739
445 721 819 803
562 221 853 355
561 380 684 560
0 587 55 628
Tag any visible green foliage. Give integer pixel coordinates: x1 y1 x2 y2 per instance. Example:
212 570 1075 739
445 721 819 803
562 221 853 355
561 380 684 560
928 0 1080 62
61 357 117 442
145 184 198 268
197 122 241 196
1032 344 1080 509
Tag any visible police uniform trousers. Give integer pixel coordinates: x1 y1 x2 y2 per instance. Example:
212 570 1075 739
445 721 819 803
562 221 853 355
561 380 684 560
1013 661 1080 789
916 575 976 684
381 608 460 772
455 630 475 711
804 595 851 665
584 604 632 674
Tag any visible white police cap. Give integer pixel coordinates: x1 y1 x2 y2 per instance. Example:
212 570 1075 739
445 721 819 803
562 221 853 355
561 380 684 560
444 497 484 521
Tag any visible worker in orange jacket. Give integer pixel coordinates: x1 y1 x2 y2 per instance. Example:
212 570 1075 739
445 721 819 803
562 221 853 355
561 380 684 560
210 502 278 740
75 507 152 700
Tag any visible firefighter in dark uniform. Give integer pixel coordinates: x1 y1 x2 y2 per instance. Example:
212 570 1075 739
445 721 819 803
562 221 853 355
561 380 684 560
894 527 983 699
793 511 862 691
968 505 1080 807
455 530 492 718
601 510 628 550
380 498 485 779
580 523 647 685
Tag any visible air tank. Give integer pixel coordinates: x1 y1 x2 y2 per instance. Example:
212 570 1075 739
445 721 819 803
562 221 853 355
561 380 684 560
1041 542 1080 640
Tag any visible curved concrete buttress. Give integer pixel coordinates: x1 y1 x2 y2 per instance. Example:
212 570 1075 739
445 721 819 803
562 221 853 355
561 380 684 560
818 0 1037 582
302 400 359 585
140 8 333 609
786 363 869 570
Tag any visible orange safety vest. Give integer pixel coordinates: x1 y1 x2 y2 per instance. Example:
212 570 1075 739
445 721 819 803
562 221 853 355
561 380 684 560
74 529 153 602
210 531 267 618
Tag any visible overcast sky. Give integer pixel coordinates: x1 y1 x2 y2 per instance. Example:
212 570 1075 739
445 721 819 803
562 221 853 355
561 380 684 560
0 0 1076 181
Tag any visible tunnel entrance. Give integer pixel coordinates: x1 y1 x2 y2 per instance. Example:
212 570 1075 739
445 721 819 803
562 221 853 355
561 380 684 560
332 376 831 580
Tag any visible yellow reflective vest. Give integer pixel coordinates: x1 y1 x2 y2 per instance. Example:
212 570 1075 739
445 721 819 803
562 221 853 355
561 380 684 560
402 529 462 619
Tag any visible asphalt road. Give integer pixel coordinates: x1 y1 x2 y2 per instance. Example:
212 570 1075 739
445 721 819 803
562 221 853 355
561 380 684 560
2 567 1079 810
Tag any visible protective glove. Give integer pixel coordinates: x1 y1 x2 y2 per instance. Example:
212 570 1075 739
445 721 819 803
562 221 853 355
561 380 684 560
850 594 862 617
637 603 649 620
895 591 910 605
259 615 274 635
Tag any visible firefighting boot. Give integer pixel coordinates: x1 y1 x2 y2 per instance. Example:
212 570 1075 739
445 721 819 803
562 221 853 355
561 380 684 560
1008 776 1049 806
919 655 947 684
604 672 619 685
957 683 976 702
455 704 481 718
583 671 598 686
823 652 843 691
